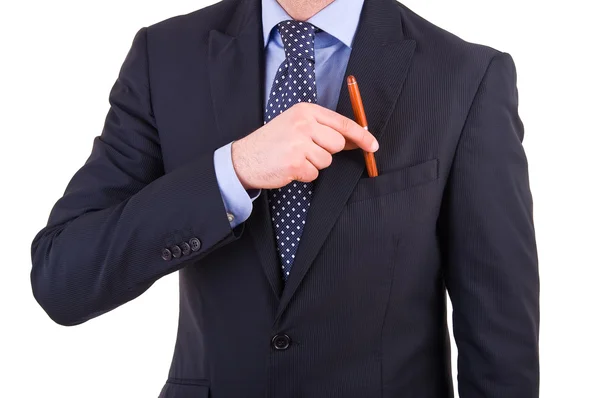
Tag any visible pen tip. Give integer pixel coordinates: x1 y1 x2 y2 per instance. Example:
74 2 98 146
347 75 356 85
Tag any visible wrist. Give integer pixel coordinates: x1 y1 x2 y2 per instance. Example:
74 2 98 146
231 140 254 190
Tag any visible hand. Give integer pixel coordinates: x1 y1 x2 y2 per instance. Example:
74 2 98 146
231 103 379 190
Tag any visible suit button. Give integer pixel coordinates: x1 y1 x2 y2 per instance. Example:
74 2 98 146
271 334 291 350
189 237 202 252
171 245 182 258
161 248 172 261
180 242 191 256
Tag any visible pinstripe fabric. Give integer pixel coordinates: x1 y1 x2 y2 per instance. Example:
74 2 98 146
31 0 539 396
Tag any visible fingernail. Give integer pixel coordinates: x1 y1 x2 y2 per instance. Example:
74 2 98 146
371 139 379 152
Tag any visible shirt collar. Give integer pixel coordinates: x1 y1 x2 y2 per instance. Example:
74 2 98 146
261 0 364 48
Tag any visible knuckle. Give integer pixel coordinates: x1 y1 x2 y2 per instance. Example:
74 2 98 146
291 137 311 156
340 117 351 133
289 104 305 119
333 135 346 152
300 102 313 111
311 168 319 180
293 101 310 114
304 168 319 182
293 119 311 135
360 127 369 145
323 153 333 168
289 109 302 124
288 155 305 173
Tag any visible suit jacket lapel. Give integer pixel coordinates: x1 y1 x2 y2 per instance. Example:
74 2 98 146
208 0 284 299
276 0 416 319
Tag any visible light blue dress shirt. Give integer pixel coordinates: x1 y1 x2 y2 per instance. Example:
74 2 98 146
213 0 364 228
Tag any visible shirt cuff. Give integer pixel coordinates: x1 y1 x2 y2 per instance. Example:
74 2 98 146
214 142 261 228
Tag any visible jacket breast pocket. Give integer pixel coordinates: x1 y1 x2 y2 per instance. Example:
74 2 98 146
159 378 210 398
347 159 439 204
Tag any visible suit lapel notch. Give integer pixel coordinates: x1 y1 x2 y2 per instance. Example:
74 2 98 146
207 0 264 145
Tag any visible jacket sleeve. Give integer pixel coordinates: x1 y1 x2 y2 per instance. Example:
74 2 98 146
440 53 540 397
31 28 240 326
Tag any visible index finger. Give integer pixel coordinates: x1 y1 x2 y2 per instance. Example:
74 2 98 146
311 105 379 152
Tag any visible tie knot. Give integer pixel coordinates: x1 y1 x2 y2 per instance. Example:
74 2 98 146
277 20 317 62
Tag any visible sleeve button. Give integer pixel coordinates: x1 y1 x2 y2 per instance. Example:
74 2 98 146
171 245 182 258
180 242 191 256
189 237 202 252
161 248 173 261
227 213 235 222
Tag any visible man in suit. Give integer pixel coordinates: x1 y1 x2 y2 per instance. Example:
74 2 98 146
31 0 539 396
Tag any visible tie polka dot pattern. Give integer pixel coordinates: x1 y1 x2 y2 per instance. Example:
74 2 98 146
264 21 318 123
265 20 318 281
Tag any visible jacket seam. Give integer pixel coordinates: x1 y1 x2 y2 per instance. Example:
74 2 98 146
166 377 210 387
141 27 158 128
451 51 504 170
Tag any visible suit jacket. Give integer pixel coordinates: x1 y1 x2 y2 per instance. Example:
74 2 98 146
31 0 539 396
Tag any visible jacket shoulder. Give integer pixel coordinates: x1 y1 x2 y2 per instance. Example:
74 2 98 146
398 2 503 71
146 0 239 42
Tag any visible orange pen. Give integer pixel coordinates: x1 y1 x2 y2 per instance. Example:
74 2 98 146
346 75 379 177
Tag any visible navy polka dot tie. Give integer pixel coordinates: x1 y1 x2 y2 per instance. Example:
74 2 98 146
265 20 318 281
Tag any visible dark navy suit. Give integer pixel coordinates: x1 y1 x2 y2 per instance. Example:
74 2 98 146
31 0 539 396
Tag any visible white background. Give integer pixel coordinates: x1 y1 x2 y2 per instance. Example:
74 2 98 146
1 0 598 397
